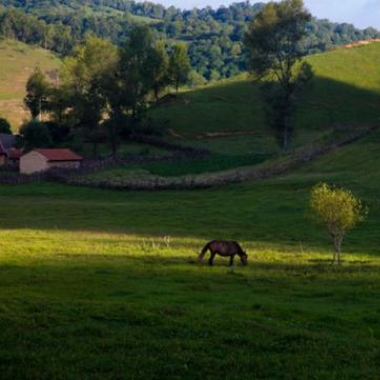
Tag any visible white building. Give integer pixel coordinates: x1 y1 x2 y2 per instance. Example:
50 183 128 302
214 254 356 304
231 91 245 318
20 148 83 174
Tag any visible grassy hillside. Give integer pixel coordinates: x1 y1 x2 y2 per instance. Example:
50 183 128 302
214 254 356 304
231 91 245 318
79 42 379 182
298 42 380 130
0 39 61 129
150 43 380 156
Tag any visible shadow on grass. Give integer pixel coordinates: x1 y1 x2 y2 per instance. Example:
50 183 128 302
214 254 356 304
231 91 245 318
152 73 380 136
1 247 379 380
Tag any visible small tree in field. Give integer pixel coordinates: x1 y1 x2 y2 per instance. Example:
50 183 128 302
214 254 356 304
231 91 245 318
310 183 367 265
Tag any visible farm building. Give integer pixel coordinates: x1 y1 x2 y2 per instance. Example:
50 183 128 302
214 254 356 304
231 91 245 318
0 134 22 165
20 148 83 174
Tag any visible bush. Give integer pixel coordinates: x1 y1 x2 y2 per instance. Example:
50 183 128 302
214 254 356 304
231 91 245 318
19 120 52 151
310 182 368 265
0 118 12 134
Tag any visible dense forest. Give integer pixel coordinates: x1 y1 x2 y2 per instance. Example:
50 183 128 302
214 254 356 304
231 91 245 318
1 0 380 81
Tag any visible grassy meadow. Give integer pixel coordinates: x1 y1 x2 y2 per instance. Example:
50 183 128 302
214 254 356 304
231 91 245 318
0 39 61 128
1 139 380 379
1 42 380 379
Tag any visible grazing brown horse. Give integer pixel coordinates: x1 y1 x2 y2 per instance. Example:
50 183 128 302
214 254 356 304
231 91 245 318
198 240 248 266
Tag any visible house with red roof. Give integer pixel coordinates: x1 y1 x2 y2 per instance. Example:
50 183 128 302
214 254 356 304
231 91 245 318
20 148 83 174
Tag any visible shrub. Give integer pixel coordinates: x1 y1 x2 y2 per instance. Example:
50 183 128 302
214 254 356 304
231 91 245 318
310 182 368 265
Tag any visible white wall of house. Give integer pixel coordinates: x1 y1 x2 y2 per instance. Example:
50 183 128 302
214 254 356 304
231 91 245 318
20 151 49 174
20 151 82 174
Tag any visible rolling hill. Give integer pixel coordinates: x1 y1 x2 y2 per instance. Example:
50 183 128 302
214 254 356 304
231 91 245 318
0 39 61 128
55 40 378 191
147 42 380 155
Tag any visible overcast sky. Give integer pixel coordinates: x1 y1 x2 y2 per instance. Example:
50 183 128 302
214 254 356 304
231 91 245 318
150 0 380 30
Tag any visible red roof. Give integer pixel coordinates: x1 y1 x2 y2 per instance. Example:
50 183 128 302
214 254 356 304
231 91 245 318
34 148 83 162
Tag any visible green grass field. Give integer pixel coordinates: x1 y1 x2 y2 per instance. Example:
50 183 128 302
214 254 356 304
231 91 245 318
1 41 380 379
1 131 380 379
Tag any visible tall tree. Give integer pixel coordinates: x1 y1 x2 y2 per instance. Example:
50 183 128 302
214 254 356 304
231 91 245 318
59 35 118 154
245 0 312 151
24 67 50 120
19 121 52 152
107 24 160 131
169 42 191 92
151 39 170 101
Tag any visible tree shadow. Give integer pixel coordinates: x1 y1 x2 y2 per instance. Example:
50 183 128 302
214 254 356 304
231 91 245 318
297 75 380 131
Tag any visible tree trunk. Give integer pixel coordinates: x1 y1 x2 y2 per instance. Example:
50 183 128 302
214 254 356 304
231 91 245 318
109 125 118 157
282 92 293 151
333 235 343 265
92 142 98 158
282 125 289 151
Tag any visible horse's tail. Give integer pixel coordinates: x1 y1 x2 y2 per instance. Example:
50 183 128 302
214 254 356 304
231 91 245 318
197 241 210 263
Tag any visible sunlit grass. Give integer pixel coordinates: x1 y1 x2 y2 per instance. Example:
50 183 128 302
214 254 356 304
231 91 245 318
2 227 375 264
308 44 380 92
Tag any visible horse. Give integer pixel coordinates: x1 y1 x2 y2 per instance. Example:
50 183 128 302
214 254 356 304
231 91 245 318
197 240 248 266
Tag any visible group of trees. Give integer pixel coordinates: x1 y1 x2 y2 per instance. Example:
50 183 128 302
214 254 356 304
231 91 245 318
17 0 374 155
0 8 74 55
16 0 378 154
21 0 315 154
22 25 191 154
1 0 379 81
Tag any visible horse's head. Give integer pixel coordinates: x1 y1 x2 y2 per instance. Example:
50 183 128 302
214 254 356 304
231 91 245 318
240 252 248 266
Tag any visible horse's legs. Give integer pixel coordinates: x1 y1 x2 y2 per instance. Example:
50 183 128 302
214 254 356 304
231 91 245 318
208 252 216 266
229 255 235 266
